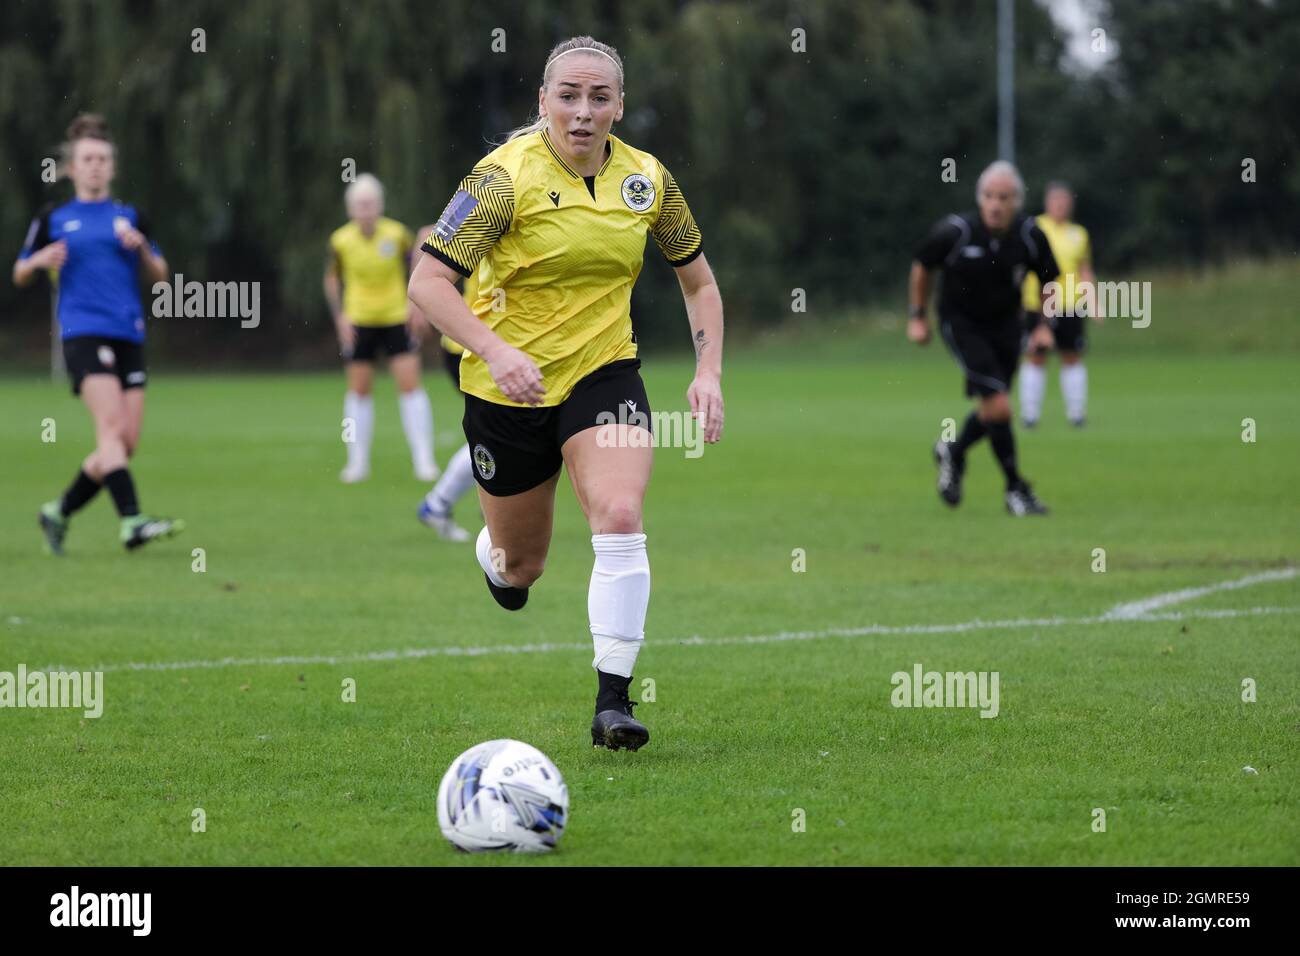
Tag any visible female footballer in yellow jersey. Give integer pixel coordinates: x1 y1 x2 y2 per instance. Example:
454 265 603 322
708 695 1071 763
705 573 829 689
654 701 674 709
409 36 725 752
412 224 478 543
325 174 438 483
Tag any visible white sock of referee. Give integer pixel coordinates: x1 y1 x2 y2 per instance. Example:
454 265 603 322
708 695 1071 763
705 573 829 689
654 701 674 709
398 388 436 474
589 533 650 679
1019 362 1046 424
424 444 474 515
1060 363 1088 422
343 391 374 473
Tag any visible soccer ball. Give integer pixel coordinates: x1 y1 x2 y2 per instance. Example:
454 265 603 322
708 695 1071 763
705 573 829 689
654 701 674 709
436 739 569 853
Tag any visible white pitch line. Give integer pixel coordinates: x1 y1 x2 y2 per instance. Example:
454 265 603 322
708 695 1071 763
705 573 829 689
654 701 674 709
1101 567 1298 621
36 604 1300 676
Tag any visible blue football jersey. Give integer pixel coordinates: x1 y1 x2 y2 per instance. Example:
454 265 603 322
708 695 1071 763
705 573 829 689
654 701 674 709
19 198 162 343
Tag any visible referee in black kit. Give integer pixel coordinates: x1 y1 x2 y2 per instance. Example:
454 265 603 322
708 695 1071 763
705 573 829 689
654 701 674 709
907 160 1058 516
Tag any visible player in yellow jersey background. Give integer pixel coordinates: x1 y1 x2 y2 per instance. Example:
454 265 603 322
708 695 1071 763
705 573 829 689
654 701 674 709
412 231 477 543
408 36 725 753
324 174 439 483
1019 181 1100 428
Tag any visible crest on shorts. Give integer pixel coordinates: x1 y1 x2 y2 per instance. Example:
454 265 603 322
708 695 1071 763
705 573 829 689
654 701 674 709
621 174 655 212
473 443 496 480
97 345 116 368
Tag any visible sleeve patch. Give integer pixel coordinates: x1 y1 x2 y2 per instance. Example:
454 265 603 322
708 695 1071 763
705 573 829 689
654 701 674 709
434 190 480 242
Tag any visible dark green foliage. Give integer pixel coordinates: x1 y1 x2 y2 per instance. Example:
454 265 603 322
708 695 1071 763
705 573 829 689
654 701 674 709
1 0 1295 362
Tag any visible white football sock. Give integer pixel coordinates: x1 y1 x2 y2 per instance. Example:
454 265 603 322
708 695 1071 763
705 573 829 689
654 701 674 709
589 533 649 678
399 389 435 471
1019 362 1046 423
343 392 374 470
1061 363 1088 421
425 443 475 513
475 525 511 588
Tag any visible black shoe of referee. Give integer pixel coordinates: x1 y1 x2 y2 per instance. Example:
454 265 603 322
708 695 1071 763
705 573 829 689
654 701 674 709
1005 480 1049 516
933 440 964 507
484 573 528 611
591 672 649 752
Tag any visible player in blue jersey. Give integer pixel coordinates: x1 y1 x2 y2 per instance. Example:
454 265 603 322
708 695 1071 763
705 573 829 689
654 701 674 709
13 114 184 554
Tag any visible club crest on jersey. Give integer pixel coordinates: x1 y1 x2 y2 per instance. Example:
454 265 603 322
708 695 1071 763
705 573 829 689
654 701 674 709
473 443 496 481
378 239 397 257
621 174 655 212
97 345 116 368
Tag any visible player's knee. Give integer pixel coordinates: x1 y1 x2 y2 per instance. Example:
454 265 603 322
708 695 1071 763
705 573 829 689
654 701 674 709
507 556 546 588
982 393 1012 423
591 498 643 535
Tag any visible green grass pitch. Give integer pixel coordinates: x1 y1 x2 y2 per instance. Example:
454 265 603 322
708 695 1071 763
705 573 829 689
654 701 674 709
1 265 1297 865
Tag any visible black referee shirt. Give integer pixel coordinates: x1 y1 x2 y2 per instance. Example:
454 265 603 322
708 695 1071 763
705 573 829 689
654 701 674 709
914 211 1059 325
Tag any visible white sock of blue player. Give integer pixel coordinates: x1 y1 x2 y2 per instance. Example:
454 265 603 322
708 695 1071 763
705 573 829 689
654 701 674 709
1019 362 1046 424
425 444 474 514
399 388 437 478
1061 363 1088 422
475 526 511 588
343 391 373 476
589 532 649 678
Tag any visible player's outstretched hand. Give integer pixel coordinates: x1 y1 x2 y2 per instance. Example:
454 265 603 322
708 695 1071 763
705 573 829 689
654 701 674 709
688 371 724 444
487 344 545 406
907 316 931 345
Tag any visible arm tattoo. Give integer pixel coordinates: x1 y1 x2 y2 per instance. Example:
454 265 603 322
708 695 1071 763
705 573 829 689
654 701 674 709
694 329 708 361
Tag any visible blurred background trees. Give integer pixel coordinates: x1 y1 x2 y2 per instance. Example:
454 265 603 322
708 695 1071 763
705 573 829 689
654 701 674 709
1 0 1295 366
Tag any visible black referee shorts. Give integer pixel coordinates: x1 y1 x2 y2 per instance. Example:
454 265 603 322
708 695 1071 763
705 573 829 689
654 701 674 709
344 323 415 362
939 312 1021 398
463 358 651 497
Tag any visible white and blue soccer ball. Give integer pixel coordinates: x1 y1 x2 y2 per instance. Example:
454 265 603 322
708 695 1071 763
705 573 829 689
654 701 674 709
437 739 569 853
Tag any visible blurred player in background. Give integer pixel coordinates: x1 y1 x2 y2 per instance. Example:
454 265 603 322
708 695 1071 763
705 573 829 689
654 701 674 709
325 174 438 483
15 113 184 554
1018 181 1099 428
908 160 1058 516
409 37 724 751
412 222 476 543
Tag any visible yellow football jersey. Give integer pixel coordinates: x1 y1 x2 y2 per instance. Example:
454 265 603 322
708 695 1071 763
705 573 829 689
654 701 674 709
422 129 703 407
329 217 414 327
1022 215 1091 311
